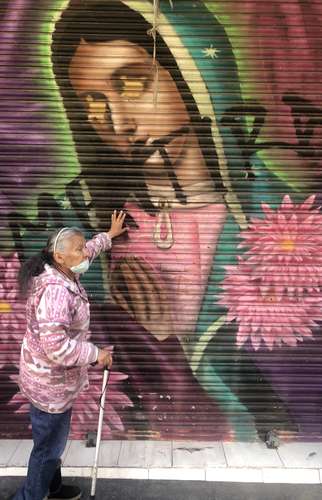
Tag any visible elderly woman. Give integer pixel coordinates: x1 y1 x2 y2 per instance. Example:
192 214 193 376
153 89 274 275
13 210 126 500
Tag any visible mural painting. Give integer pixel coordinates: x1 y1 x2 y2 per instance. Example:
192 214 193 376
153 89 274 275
1 0 322 441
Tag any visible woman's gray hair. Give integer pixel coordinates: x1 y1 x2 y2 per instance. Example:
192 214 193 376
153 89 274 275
18 226 84 297
47 227 84 254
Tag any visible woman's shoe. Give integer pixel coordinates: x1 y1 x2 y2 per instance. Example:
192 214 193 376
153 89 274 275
46 484 82 500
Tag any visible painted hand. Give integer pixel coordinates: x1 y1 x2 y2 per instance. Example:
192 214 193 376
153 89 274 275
110 256 173 341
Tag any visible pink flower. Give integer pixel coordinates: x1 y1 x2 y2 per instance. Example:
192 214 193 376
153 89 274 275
220 261 322 350
240 195 322 292
219 195 322 350
0 252 25 342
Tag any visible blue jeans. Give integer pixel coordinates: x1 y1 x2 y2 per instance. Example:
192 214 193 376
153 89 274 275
13 404 72 500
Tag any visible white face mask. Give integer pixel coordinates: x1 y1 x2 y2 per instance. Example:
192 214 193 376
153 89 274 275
70 258 90 274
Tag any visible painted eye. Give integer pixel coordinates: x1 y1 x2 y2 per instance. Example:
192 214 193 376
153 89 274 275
118 75 148 101
112 63 152 101
83 92 111 125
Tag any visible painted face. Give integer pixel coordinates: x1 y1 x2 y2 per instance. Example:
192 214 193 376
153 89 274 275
69 40 195 184
54 233 89 270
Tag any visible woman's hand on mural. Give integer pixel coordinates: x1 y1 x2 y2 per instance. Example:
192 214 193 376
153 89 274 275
110 256 172 341
107 210 127 239
97 348 113 368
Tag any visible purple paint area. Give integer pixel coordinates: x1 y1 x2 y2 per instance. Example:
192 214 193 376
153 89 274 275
0 0 68 216
91 302 231 440
247 329 322 439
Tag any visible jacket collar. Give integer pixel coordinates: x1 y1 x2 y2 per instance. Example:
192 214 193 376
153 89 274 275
33 264 88 301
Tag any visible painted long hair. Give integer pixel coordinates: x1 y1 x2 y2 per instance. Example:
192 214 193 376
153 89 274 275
51 0 227 229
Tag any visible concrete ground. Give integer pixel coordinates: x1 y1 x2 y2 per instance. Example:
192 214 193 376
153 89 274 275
2 477 322 500
3 439 322 484
3 439 322 499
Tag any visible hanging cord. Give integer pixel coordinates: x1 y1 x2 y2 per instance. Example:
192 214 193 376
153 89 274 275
147 0 174 106
147 0 160 107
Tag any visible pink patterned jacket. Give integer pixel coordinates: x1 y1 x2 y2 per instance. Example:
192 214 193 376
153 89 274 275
18 232 111 413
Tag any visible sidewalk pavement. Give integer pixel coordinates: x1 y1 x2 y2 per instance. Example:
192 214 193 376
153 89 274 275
2 440 322 484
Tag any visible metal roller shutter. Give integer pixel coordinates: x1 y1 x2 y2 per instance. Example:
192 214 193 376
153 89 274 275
1 0 322 443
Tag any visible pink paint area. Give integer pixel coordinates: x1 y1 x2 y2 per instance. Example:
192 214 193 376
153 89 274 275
220 194 322 351
111 201 227 340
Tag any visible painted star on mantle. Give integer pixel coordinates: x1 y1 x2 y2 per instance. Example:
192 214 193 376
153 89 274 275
202 45 220 59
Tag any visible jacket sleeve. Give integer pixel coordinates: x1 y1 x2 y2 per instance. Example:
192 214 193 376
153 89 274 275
36 284 98 367
86 232 112 263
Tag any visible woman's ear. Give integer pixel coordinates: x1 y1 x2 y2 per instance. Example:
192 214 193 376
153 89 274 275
53 252 64 266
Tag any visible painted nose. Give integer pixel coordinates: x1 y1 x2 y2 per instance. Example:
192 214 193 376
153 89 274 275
110 101 137 137
113 116 137 137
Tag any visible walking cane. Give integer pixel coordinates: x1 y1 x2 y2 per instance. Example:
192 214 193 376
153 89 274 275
90 365 110 499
